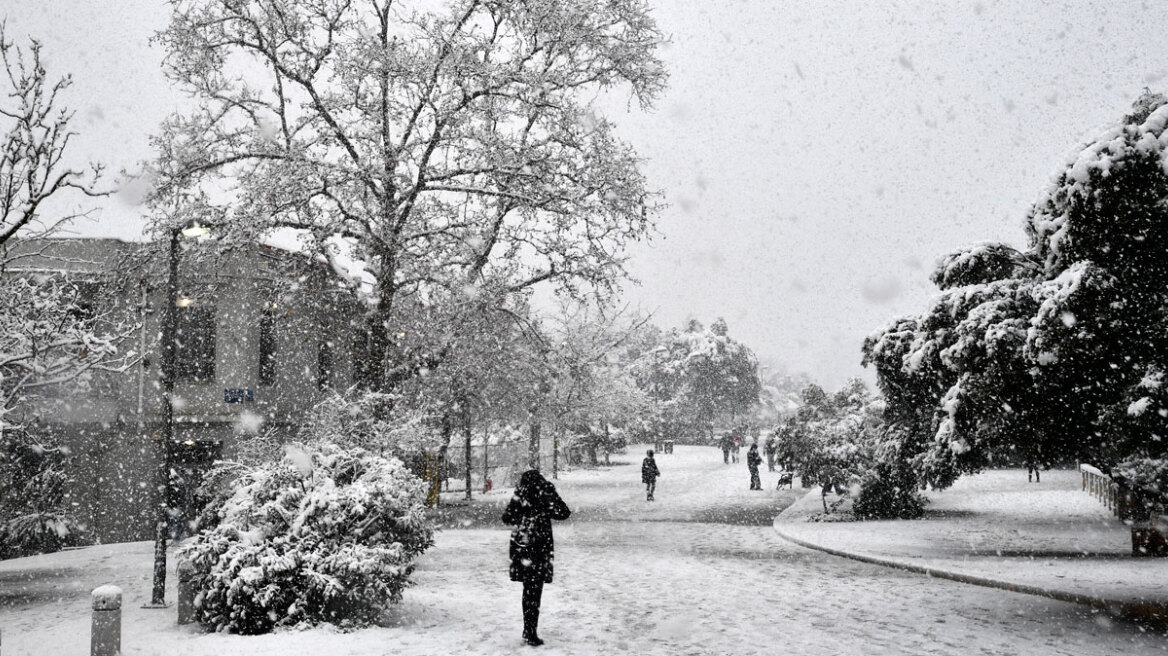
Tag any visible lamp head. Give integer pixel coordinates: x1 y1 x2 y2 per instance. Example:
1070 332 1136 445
181 222 211 238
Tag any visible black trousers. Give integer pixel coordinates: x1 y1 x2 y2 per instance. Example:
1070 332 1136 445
522 580 544 637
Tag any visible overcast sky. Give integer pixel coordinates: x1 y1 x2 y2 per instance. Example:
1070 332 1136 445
6 1 1167 389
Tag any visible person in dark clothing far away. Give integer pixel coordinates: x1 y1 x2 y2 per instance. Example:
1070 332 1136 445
720 433 732 464
747 442 763 490
642 449 661 501
764 435 777 472
1026 457 1041 483
502 469 572 647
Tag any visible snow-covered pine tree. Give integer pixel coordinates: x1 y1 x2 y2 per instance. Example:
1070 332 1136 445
862 91 1168 509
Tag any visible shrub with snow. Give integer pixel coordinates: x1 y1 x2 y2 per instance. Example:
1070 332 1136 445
0 436 85 559
178 443 434 633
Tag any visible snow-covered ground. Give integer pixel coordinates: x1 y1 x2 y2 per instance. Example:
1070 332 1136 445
1 446 1165 655
777 467 1168 615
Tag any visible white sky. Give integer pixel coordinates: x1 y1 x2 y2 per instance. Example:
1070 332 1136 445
6 0 1167 389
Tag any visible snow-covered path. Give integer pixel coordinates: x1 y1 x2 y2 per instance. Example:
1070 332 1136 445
1 445 1164 655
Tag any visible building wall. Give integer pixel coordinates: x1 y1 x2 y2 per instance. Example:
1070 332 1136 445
5 238 364 543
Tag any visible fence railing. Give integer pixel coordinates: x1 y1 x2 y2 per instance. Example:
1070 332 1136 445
1081 463 1168 557
1080 463 1166 522
1080 464 1132 519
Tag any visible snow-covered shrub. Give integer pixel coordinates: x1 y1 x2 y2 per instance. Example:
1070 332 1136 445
178 443 434 633
0 435 85 559
853 460 925 520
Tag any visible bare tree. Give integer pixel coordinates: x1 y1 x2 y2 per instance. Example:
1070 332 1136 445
148 0 668 394
0 22 123 431
0 24 134 556
0 22 104 244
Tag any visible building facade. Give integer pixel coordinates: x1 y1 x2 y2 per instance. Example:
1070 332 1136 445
5 238 363 543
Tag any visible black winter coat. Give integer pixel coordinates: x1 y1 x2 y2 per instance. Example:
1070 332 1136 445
502 471 571 583
747 447 762 471
641 456 660 483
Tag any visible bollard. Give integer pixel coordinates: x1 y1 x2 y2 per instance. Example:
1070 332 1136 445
91 585 122 656
176 559 196 625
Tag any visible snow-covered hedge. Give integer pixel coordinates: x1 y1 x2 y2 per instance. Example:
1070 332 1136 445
178 443 434 634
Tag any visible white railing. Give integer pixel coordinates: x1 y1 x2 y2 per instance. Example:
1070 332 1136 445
1080 463 1127 517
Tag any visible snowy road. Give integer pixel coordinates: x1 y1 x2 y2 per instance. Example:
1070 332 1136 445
0 445 1164 655
408 446 1166 656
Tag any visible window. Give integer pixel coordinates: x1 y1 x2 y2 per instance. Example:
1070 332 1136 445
317 339 334 390
175 305 216 382
258 309 277 386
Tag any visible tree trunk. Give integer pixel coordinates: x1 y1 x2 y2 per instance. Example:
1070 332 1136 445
603 423 611 466
367 239 397 398
552 429 560 480
529 412 541 471
463 401 473 501
483 436 490 493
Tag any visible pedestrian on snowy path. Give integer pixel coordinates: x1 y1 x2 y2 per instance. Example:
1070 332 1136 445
502 469 572 647
1026 457 1041 483
720 433 732 464
747 442 762 490
764 435 777 472
642 449 661 501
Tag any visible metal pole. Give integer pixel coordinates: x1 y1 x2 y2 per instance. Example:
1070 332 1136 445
148 229 180 607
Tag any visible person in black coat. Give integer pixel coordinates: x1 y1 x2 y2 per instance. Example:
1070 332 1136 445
641 449 660 501
501 469 572 646
747 442 763 490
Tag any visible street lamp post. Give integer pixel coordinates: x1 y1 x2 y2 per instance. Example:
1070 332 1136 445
147 228 181 607
148 221 210 608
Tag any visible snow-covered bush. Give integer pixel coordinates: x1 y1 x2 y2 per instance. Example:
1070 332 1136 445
0 436 85 559
852 425 926 520
178 443 434 633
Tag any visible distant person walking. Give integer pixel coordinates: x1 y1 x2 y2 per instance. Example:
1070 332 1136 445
502 469 572 647
720 434 733 464
642 449 661 501
764 435 777 472
1026 457 1041 483
731 435 741 463
747 442 763 490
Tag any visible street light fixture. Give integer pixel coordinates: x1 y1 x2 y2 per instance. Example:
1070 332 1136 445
181 221 211 239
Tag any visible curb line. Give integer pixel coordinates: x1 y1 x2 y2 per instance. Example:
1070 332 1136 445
772 518 1167 626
